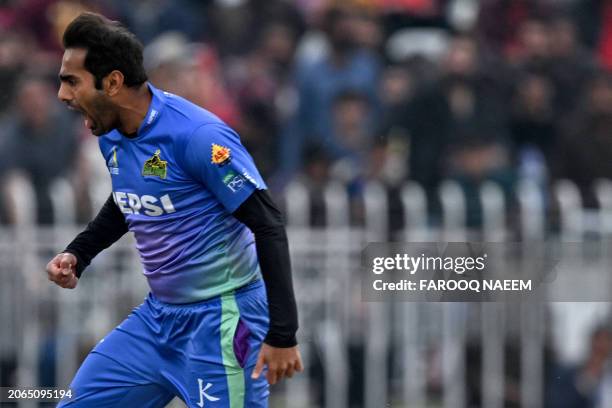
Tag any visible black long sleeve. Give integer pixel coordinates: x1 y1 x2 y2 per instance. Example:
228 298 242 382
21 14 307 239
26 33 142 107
233 189 298 348
64 193 128 277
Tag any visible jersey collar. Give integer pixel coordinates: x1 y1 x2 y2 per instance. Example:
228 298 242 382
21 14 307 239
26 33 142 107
136 82 166 137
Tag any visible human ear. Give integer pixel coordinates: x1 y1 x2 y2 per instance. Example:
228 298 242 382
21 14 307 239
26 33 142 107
104 70 124 96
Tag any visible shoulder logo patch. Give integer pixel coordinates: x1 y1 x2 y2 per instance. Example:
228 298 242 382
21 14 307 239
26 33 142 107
222 170 245 193
211 143 231 166
142 149 168 179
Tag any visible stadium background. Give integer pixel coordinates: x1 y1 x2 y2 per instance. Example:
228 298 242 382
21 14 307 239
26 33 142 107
2 0 612 407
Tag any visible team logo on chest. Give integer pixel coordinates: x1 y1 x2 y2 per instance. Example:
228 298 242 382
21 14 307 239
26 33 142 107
211 143 231 166
142 149 168 179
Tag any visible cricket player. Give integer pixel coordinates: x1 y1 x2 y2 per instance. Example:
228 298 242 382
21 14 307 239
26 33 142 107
45 12 301 407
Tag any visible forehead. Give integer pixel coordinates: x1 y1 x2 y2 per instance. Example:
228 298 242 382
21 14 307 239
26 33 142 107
59 48 88 76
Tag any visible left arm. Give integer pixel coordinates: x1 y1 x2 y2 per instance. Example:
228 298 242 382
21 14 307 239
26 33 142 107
233 189 298 347
233 189 303 384
180 123 303 383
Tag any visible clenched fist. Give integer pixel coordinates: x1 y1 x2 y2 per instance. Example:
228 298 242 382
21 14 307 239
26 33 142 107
46 252 79 289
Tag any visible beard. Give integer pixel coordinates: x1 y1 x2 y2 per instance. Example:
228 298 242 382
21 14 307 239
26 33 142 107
87 94 118 136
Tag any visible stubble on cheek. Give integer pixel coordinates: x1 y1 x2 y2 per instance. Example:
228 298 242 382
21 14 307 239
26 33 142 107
89 94 117 135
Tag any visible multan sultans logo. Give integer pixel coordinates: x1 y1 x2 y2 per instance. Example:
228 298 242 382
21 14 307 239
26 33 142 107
108 146 119 175
211 143 231 166
142 149 168 179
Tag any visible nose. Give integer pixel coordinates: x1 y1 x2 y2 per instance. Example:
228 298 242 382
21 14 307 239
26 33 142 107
57 82 72 104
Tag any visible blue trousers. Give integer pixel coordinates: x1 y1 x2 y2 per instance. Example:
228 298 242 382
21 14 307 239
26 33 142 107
58 279 270 407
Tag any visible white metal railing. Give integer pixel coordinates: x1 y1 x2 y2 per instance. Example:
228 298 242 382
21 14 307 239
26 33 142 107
2 176 612 408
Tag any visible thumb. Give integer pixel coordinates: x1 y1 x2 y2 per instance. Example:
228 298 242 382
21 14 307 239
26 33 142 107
66 274 79 289
251 350 265 379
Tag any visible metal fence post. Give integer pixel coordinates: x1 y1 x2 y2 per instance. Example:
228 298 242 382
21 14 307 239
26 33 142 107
364 181 390 408
400 181 428 407
319 182 350 408
480 182 506 408
517 179 545 408
285 181 310 228
439 180 467 408
284 180 312 408
10 174 39 408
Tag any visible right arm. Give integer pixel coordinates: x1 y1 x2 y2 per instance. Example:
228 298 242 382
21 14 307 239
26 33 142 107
46 193 128 288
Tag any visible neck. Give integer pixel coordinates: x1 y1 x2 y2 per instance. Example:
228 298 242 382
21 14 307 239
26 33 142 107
116 84 152 135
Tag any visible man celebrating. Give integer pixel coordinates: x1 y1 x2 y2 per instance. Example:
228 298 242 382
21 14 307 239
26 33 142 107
46 12 301 407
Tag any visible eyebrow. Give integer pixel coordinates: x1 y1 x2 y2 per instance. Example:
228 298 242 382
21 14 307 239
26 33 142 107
59 74 77 82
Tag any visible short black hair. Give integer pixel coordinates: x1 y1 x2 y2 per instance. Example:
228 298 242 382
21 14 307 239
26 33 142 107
62 12 147 89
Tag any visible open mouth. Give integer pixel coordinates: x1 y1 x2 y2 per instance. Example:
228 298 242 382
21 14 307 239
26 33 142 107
84 115 94 130
68 104 95 131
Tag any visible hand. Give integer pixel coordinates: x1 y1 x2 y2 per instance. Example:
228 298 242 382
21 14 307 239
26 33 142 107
46 252 79 289
251 343 303 385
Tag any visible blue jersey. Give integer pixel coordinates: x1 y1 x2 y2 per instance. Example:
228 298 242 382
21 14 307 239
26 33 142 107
98 83 266 303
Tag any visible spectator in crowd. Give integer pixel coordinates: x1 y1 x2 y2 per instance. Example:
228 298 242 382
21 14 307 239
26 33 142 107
512 16 555 74
546 326 612 408
0 30 33 116
9 0 70 52
295 90 382 226
277 4 382 182
573 0 612 70
477 0 551 58
548 15 597 115
445 127 514 227
229 21 301 178
328 90 375 194
379 63 415 126
0 75 78 224
298 145 332 228
510 72 556 184
110 0 206 45
208 0 303 57
9 0 112 53
508 15 596 188
374 64 413 186
145 32 240 127
399 34 508 217
554 72 612 208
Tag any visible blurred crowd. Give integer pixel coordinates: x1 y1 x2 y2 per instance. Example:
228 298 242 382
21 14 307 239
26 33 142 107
2 0 612 226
